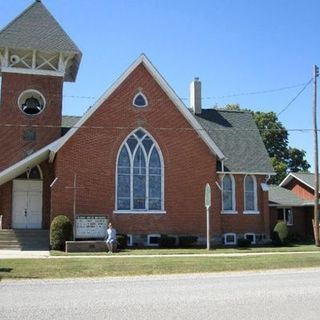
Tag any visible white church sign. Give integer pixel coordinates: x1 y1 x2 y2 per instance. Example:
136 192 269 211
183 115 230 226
75 215 108 239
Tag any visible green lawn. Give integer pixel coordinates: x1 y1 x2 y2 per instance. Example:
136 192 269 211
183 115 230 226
1 252 320 280
51 243 320 256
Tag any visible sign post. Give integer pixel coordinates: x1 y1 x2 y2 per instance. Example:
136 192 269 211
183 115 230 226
205 183 211 250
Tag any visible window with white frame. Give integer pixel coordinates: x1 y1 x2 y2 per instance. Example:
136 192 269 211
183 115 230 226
133 92 148 108
277 208 293 226
127 234 133 247
224 233 237 245
222 174 235 212
244 233 256 244
147 234 161 246
116 128 164 212
244 175 257 212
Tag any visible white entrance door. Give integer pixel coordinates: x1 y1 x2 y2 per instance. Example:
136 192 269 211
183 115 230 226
12 180 43 229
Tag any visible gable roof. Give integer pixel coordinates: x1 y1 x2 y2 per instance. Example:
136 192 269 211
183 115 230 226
195 109 274 174
280 172 319 190
0 138 60 186
0 0 81 81
269 185 306 207
0 1 81 53
49 54 225 161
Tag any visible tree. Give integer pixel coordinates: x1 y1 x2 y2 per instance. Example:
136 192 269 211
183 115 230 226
219 105 310 184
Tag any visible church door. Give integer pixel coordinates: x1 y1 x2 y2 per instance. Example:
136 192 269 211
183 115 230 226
12 180 43 229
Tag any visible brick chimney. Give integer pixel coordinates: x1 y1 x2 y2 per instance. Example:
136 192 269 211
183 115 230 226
190 77 202 114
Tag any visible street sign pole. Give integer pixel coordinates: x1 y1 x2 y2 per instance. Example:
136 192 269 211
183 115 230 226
205 183 212 250
206 206 210 250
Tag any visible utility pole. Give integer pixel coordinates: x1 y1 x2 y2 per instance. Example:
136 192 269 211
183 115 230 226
313 64 319 246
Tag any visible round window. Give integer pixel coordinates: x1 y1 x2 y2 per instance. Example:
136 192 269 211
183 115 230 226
18 90 46 116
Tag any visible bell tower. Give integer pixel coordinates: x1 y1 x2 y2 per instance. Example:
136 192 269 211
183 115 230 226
0 0 82 170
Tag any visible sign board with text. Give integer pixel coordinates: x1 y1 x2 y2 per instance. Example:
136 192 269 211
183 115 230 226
75 215 108 239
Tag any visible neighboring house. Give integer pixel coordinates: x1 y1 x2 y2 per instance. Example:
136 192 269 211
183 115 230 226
0 1 274 246
269 172 317 240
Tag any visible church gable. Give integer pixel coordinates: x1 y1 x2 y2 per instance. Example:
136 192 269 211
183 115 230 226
51 54 224 161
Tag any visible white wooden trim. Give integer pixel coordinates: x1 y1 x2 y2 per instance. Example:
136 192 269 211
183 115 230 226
243 211 260 215
147 234 161 246
224 233 237 245
49 54 225 161
217 171 275 175
244 233 256 244
132 92 149 107
0 139 60 186
221 210 238 215
279 173 314 190
1 67 64 78
113 210 166 214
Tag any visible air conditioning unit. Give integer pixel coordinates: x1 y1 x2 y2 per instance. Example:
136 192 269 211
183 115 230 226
10 55 20 64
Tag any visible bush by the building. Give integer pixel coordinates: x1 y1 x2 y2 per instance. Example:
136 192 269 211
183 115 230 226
50 215 73 251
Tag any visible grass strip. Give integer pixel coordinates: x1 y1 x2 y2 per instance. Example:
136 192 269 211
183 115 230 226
1 253 320 280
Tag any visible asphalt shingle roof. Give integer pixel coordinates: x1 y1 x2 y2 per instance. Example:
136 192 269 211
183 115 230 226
289 173 320 190
0 1 81 53
269 185 306 206
62 115 81 128
194 109 274 173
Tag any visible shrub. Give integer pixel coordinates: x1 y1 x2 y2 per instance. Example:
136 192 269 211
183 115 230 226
116 234 128 249
159 235 176 248
237 238 251 248
272 221 289 245
286 230 302 243
178 236 198 248
50 215 73 251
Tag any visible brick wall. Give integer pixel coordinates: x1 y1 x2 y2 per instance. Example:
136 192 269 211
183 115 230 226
51 63 270 239
0 72 63 170
286 180 314 200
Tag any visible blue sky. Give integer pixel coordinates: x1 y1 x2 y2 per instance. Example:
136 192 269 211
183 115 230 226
1 0 320 168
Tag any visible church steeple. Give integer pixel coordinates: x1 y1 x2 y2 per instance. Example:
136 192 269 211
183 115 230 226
0 0 81 82
0 1 81 170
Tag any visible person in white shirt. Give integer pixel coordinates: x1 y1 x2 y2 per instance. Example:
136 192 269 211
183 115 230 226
105 222 117 253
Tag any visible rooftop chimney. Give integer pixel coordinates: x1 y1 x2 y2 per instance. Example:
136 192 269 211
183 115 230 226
190 77 202 114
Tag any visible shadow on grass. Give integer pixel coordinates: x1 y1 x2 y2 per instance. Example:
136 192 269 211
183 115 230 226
0 268 12 273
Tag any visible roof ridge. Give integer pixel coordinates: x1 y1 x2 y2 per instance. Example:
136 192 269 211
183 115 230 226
0 1 38 35
212 108 246 113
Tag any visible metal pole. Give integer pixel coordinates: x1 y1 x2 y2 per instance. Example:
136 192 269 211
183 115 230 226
313 65 319 246
206 207 210 250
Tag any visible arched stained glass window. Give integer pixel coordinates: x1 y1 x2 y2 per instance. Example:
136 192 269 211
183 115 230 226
117 129 163 211
222 174 235 212
244 175 257 211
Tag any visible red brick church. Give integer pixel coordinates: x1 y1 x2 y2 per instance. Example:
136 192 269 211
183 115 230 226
0 1 274 246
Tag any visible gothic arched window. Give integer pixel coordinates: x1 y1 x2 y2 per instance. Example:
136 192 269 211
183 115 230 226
116 129 164 212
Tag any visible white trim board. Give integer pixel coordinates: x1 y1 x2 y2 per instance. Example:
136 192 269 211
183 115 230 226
49 54 225 162
0 139 60 186
279 173 315 190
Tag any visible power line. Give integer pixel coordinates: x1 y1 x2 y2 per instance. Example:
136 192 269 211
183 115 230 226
0 122 316 132
277 78 313 117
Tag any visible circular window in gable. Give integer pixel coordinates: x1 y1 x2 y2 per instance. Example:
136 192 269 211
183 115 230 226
18 90 46 116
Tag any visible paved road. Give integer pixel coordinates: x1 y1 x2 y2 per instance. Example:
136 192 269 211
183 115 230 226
1 268 320 320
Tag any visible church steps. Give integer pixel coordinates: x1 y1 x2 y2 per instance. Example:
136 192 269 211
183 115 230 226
0 230 49 250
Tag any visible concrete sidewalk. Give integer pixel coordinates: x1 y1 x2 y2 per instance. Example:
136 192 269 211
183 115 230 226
1 250 319 259
0 250 50 259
